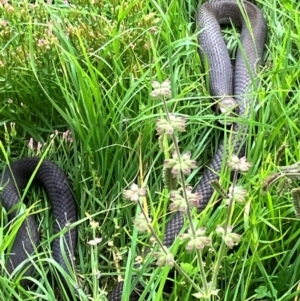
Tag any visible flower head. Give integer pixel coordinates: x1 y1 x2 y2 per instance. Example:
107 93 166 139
228 185 247 204
37 142 42 154
169 190 187 212
37 38 51 50
153 247 175 267
217 97 238 125
133 212 151 233
156 114 186 136
216 225 241 248
150 79 171 98
28 138 34 150
28 138 43 154
10 122 16 138
193 281 220 299
156 118 173 135
186 186 202 208
179 227 211 251
62 130 73 143
123 183 147 202
87 237 102 246
169 187 202 213
164 151 197 176
227 155 252 172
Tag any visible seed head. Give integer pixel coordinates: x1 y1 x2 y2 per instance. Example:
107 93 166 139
186 186 202 208
227 155 252 172
87 237 102 246
169 190 187 212
179 227 211 251
216 225 241 248
156 114 186 136
228 185 247 204
164 151 197 176
123 183 147 203
153 247 175 267
133 212 151 233
150 79 171 99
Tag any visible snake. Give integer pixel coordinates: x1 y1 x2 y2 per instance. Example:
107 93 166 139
0 158 77 288
0 0 266 300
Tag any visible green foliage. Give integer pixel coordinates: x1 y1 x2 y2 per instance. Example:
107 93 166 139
0 0 300 300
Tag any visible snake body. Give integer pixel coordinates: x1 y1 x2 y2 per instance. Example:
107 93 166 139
164 0 266 249
0 0 266 300
0 158 77 285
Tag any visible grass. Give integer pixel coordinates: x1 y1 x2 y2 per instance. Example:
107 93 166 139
0 0 300 300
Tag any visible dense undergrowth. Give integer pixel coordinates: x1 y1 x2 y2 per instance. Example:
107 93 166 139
0 0 300 300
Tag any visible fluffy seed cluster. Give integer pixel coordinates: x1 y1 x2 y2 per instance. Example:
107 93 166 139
216 225 241 248
153 247 175 267
156 114 186 136
164 151 197 177
227 155 252 172
133 212 151 233
123 183 147 203
150 79 171 99
179 227 211 251
169 187 202 213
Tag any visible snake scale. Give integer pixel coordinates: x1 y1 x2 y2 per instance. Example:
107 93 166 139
0 0 266 300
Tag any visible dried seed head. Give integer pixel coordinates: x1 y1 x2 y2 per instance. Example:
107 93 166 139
153 247 174 267
169 114 186 132
123 183 147 202
155 114 186 136
216 225 241 248
186 186 202 208
87 237 102 246
156 118 174 135
228 185 247 204
133 213 151 233
164 151 197 176
193 281 220 299
216 225 225 236
217 96 238 125
169 190 187 212
179 227 210 251
227 155 252 172
224 232 242 248
150 79 171 98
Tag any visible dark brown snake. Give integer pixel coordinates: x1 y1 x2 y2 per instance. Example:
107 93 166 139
0 0 266 300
